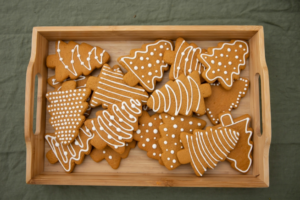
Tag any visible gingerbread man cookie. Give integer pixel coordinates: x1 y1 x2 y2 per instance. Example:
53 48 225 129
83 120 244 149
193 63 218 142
158 113 206 170
163 37 205 80
87 64 149 108
198 40 249 90
46 81 91 145
133 111 163 164
205 77 250 125
45 125 94 173
177 127 240 176
118 39 174 92
47 40 110 82
147 71 212 116
85 99 142 154
90 141 136 169
215 112 253 173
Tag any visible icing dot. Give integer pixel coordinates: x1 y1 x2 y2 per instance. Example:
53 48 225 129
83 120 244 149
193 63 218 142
146 138 150 142
57 49 60 53
180 128 184 131
153 129 158 134
212 70 215 74
185 58 189 62
59 58 63 61
154 48 156 51
239 44 242 48
110 116 114 120
55 142 59 147
160 45 163 49
173 159 176 163
109 155 112 159
171 117 175 120
167 157 170 160
235 55 239 59
211 60 215 64
220 53 223 57
155 70 158 73
170 150 174 154
148 72 152 76
147 80 150 83
164 141 167 145
153 153 156 156
152 144 157 149
140 57 144 60
148 63 152 67
173 124 177 128
146 57 149 60
142 143 145 147
141 66 144 69
181 118 184 121
227 48 231 52
148 122 153 127
134 66 138 70
103 150 106 154
159 53 163 56
198 123 201 126
118 136 122 140
218 62 222 66
150 52 154 56
228 61 232 65
65 65 68 69
156 60 160 64
224 71 227 74
172 134 175 138
189 121 193 125
108 135 112 139
71 60 74 64
164 128 168 132
117 128 121 132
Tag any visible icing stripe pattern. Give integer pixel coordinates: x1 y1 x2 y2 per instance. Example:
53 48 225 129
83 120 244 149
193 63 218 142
90 65 149 108
45 126 94 172
86 99 142 153
149 71 201 116
173 39 202 79
183 128 239 176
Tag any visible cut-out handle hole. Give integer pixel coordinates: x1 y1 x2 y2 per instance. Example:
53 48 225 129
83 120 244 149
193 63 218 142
33 74 40 135
255 73 263 137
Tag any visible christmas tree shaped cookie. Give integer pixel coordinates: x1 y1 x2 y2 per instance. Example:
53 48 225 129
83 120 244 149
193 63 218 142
163 37 205 80
133 111 164 165
215 112 253 173
85 99 142 154
198 40 249 90
45 125 94 173
87 64 149 108
46 81 91 145
158 114 206 170
205 77 250 125
90 141 136 169
177 127 240 176
47 40 110 82
118 39 173 92
147 71 212 116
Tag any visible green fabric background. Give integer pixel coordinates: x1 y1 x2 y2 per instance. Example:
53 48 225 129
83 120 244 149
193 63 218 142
0 0 299 199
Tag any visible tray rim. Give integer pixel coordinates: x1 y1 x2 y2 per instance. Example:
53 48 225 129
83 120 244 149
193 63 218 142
24 25 271 187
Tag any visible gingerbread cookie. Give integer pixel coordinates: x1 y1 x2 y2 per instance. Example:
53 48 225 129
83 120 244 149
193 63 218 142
163 37 205 80
45 125 94 173
48 75 89 91
85 99 142 154
47 40 110 82
177 127 240 176
46 81 91 145
90 141 136 169
133 111 163 164
198 40 249 90
215 112 253 173
158 114 206 170
147 71 212 116
205 78 250 125
87 64 149 108
118 39 173 92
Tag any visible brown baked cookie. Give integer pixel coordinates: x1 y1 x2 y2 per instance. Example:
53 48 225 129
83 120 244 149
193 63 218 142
205 77 250 125
47 40 110 82
85 99 142 154
158 114 206 170
48 75 89 91
133 111 163 164
87 64 149 108
215 112 253 173
163 37 205 80
90 141 136 169
147 71 212 116
198 40 249 90
118 39 174 92
177 127 240 176
46 81 91 145
45 125 93 173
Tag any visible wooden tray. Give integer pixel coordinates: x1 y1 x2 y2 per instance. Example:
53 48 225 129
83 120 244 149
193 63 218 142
25 26 271 187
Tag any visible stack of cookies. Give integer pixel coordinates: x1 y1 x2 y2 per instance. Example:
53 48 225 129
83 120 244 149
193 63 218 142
45 38 253 176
